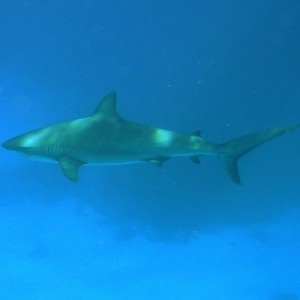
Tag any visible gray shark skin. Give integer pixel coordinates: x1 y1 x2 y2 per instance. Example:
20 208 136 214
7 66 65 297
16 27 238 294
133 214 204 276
2 92 299 183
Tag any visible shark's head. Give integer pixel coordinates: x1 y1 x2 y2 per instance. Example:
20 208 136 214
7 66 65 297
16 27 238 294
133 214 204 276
2 129 60 162
2 131 44 159
2 134 35 154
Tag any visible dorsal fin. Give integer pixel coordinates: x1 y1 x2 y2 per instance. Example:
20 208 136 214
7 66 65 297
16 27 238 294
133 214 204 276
93 91 120 118
191 130 202 136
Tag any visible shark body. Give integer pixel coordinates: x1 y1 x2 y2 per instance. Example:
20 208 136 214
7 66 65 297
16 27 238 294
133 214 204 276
2 92 299 183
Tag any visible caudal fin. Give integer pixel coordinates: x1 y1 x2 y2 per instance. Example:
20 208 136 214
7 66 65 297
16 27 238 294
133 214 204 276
218 124 299 184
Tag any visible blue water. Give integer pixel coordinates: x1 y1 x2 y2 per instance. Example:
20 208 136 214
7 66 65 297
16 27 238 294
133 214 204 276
1 1 300 299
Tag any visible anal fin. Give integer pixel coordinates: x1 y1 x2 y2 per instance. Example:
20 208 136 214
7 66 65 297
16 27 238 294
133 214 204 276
148 156 170 166
189 155 202 164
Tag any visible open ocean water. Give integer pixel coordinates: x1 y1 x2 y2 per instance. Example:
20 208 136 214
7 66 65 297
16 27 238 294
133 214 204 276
1 1 300 299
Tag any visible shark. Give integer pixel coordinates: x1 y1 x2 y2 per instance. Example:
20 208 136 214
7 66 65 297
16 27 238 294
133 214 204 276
2 91 299 184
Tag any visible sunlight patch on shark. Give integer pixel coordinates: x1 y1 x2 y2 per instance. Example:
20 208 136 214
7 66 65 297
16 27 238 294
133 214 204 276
153 129 173 146
21 130 50 148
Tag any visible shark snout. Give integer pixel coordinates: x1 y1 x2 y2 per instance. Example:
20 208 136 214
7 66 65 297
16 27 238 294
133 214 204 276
2 137 26 151
2 139 15 150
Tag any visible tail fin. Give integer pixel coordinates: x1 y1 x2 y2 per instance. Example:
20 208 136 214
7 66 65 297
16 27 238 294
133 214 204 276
218 124 299 184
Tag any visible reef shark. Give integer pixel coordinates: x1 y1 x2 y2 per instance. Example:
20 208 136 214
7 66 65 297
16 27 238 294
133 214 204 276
2 92 299 183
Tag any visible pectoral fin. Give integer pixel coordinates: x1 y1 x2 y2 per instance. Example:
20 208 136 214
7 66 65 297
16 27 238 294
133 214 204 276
58 157 85 182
